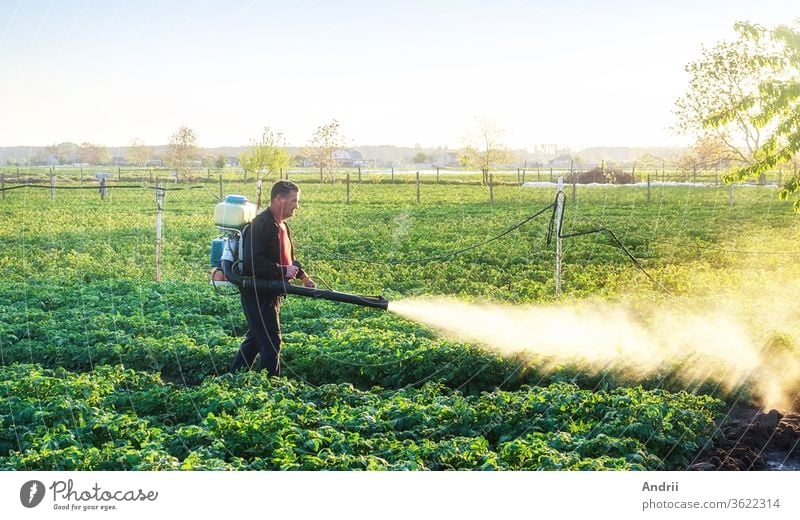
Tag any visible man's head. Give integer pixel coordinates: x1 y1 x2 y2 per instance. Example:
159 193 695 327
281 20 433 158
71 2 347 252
270 180 300 221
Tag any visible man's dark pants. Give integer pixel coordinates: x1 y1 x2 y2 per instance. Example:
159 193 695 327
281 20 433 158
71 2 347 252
230 288 282 375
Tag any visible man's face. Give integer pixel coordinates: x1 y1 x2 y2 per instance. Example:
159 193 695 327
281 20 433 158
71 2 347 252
278 190 300 220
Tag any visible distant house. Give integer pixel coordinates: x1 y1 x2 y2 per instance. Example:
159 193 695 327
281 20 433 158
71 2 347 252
332 149 367 167
145 159 164 167
432 152 460 168
549 154 575 169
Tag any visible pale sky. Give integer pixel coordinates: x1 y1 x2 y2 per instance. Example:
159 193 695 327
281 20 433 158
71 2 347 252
0 0 797 150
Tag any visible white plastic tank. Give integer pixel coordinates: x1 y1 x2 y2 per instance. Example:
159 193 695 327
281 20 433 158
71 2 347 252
214 195 256 230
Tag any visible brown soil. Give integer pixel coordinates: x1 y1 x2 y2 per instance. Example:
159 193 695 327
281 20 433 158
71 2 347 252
689 408 800 470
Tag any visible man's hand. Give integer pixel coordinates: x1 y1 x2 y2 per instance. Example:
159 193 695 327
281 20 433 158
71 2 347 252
284 264 300 279
302 276 316 288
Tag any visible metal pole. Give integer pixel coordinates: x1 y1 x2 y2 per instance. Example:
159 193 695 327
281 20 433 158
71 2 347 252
647 174 651 203
358 165 361 183
391 166 395 182
436 167 440 183
555 178 564 297
416 171 420 203
155 183 164 282
346 171 350 205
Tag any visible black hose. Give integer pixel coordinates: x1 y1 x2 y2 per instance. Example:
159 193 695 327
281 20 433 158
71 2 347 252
222 260 389 310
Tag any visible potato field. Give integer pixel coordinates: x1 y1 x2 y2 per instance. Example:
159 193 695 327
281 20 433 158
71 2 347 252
1 176 798 470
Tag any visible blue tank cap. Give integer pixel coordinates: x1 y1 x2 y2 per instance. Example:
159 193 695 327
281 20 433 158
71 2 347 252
224 194 248 204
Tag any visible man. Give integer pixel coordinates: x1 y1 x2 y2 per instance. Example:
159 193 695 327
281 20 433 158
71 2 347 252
230 180 315 375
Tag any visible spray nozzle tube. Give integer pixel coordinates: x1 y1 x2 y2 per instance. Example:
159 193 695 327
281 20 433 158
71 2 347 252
222 260 389 310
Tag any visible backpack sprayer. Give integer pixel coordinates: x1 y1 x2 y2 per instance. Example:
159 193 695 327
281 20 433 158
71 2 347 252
208 195 389 310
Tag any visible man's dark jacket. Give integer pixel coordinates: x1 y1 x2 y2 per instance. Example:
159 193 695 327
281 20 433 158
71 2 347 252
241 208 306 280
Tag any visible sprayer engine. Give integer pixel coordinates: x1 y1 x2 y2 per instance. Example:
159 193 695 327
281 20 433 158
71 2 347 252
209 194 389 311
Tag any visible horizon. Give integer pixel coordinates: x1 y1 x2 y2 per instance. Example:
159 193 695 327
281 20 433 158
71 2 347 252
1 1 797 150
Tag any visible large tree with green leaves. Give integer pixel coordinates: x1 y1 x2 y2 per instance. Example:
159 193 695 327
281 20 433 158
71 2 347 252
678 20 800 210
238 127 291 180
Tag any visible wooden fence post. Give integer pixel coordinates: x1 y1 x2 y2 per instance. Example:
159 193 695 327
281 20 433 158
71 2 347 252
570 160 576 204
50 175 55 201
416 171 420 203
346 171 351 205
155 183 165 282
489 173 494 209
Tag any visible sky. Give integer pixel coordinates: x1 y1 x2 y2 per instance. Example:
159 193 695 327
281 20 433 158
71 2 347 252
0 0 797 150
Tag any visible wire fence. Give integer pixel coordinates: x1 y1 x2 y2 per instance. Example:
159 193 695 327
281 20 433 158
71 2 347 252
1 162 796 187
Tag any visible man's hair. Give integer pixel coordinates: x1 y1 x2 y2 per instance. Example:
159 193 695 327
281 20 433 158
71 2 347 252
270 180 300 200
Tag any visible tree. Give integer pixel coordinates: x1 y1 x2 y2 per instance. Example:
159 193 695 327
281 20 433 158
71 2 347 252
727 21 800 210
215 155 227 169
459 117 514 185
78 143 110 165
679 20 800 210
675 38 770 167
305 119 343 182
238 127 292 180
413 152 428 164
166 126 197 181
676 134 738 180
127 138 151 166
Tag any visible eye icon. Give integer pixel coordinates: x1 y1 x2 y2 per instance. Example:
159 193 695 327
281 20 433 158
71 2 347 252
20 480 45 508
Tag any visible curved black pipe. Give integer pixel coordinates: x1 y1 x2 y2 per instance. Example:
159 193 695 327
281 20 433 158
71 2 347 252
222 260 388 310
